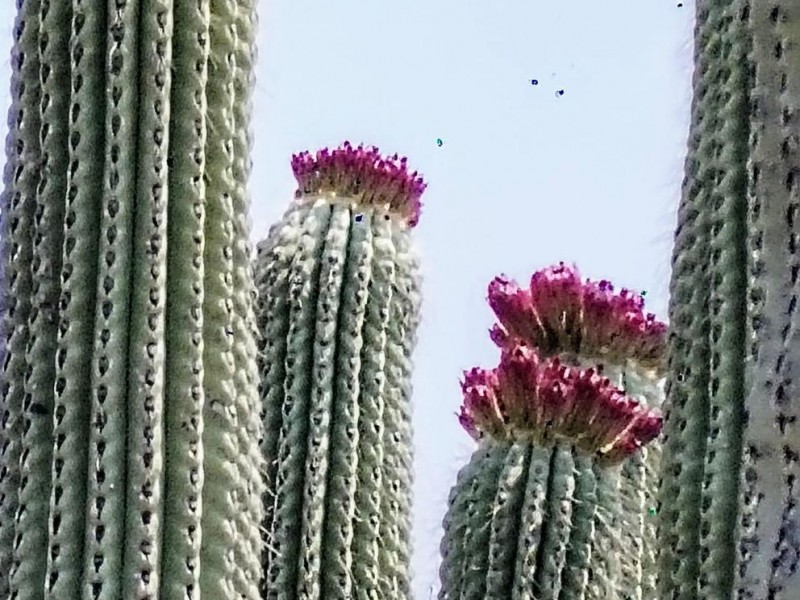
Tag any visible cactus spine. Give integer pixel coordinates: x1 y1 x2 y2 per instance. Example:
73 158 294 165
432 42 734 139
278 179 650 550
0 2 264 598
254 143 423 598
658 2 800 598
438 265 667 599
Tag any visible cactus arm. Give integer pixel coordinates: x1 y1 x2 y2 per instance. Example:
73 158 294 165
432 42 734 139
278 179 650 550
319 207 372 599
437 443 493 600
459 441 508 600
263 202 333 597
8 0 69 596
121 3 173 597
511 445 551 600
379 222 420 598
229 1 265 593
254 203 308 588
559 453 597 599
159 1 210 598
293 204 349 600
351 213 395 600
485 441 531 598
534 445 575 600
0 1 42 595
735 3 800 597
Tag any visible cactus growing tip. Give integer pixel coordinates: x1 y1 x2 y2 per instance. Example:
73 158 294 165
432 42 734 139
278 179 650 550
291 141 426 227
488 262 667 373
458 344 662 465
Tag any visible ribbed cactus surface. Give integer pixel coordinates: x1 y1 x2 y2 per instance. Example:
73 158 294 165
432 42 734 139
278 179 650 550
0 1 263 598
440 346 662 600
254 143 423 599
657 2 800 598
438 264 667 600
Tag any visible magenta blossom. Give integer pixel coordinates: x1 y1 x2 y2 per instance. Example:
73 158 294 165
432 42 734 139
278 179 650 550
458 344 662 465
291 141 426 227
487 263 667 372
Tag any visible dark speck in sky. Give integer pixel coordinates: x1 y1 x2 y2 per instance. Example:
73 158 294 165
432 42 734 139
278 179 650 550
436 138 443 147
556 89 565 97
531 79 539 86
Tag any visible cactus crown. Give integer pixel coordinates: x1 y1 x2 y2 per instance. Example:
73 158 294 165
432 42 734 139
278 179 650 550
291 141 426 227
488 263 667 374
459 344 663 465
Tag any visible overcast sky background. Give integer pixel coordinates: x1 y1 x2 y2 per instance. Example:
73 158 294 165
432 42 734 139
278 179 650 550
0 2 694 596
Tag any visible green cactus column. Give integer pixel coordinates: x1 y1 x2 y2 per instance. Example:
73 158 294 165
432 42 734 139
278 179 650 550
657 2 800 599
254 142 424 599
0 2 264 599
438 344 663 600
437 263 667 600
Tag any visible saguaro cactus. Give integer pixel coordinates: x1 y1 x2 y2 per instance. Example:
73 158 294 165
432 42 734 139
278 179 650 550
254 142 423 598
657 2 800 599
0 2 263 599
438 264 667 600
439 344 662 600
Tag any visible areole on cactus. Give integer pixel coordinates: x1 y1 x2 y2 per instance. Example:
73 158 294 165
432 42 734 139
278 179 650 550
254 142 423 598
438 263 667 600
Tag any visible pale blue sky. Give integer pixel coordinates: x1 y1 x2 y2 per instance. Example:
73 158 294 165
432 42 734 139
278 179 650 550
0 2 693 596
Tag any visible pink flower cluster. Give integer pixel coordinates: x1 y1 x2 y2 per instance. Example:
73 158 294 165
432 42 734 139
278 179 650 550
458 344 662 465
291 142 426 227
487 263 667 372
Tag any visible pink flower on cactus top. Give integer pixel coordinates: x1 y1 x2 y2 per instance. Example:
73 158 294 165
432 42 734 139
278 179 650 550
291 141 427 227
487 263 667 372
458 344 662 465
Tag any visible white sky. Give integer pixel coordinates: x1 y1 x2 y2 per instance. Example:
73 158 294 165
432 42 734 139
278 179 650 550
0 2 694 597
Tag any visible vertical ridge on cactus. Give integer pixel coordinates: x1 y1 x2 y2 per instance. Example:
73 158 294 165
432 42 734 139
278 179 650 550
255 142 423 598
0 2 263 598
0 1 43 596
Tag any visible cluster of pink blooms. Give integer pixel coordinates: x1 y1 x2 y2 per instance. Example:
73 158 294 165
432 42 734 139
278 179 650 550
458 344 663 465
487 262 667 372
457 262 666 463
291 142 426 227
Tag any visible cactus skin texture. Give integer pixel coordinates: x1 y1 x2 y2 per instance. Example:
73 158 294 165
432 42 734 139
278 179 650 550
657 2 800 598
254 143 423 599
0 1 264 599
438 265 667 600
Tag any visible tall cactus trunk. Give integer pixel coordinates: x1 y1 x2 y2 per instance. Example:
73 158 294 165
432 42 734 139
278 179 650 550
657 2 800 598
0 2 264 599
254 143 423 599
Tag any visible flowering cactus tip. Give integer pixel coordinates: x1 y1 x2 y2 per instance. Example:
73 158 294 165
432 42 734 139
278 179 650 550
488 262 668 372
291 141 426 227
459 344 662 464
